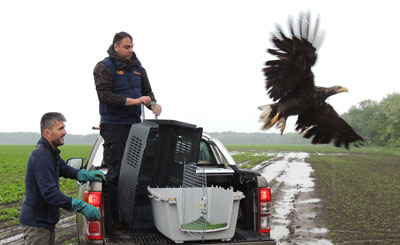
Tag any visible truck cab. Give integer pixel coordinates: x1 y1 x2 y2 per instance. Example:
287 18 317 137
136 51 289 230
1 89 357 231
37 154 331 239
70 120 275 244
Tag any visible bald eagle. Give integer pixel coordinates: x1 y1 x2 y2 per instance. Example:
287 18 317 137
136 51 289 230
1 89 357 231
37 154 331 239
259 12 364 149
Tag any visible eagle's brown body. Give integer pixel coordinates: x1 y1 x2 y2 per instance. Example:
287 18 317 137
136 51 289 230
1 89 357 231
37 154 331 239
259 12 364 149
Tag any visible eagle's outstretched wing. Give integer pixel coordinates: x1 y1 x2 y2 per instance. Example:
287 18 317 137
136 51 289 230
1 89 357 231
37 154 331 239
296 103 364 149
263 12 323 102
260 12 364 149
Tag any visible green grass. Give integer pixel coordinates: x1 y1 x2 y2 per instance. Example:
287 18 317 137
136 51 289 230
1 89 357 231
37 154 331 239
308 152 400 244
0 145 34 204
0 207 20 225
0 144 92 224
231 152 275 169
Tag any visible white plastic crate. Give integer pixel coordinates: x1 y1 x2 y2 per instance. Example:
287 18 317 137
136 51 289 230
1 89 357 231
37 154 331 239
147 186 244 243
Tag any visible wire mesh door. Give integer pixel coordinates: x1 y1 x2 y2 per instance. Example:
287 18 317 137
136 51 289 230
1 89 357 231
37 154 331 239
181 163 207 239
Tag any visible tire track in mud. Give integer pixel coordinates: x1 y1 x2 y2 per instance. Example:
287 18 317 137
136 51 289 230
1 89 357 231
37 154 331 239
0 213 75 245
255 152 332 245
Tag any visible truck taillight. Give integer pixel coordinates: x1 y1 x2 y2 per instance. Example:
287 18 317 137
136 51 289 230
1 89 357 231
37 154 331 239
84 191 103 240
258 187 271 234
259 188 271 202
87 192 102 206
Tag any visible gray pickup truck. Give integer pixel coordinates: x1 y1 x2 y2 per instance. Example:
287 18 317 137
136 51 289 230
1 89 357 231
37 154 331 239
68 120 276 244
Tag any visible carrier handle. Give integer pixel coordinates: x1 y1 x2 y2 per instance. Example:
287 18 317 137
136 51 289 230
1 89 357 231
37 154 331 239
141 101 158 120
148 194 162 202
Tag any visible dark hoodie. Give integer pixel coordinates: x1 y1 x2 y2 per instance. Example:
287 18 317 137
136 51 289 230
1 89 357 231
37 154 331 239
94 45 156 107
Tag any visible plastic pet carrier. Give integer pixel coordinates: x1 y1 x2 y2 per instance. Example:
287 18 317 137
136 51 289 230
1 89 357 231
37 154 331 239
147 163 245 243
118 120 203 230
147 185 244 243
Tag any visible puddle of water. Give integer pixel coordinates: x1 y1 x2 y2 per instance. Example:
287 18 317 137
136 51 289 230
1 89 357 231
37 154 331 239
259 152 332 245
0 233 23 245
298 198 320 204
229 151 244 156
255 152 288 180
280 155 314 190
271 225 289 243
310 227 329 234
316 152 347 156
313 239 332 244
252 152 275 157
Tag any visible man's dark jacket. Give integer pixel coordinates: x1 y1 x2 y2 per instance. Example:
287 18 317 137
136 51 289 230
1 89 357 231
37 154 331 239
94 45 156 125
19 137 79 230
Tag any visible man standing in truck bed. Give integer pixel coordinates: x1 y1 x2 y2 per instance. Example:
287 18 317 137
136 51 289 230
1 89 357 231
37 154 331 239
93 31 162 229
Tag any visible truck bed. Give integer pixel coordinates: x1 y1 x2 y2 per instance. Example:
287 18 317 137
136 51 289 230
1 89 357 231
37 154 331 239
106 229 276 244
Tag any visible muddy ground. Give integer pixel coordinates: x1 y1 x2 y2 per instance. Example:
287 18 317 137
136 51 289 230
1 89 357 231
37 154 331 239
1 152 330 245
0 208 76 245
256 152 332 244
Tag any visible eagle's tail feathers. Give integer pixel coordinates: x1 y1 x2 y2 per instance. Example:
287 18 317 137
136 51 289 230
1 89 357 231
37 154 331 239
258 104 271 111
258 104 280 130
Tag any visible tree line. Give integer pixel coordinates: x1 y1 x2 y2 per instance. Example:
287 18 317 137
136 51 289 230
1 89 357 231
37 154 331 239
342 92 400 147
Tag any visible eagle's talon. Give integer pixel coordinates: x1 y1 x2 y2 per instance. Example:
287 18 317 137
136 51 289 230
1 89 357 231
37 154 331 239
270 112 280 125
280 122 286 135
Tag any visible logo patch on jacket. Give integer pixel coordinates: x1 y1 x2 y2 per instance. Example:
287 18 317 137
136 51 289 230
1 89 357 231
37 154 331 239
133 70 141 75
117 70 124 75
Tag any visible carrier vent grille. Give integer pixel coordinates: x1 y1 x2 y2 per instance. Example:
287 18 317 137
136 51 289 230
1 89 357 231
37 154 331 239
119 179 135 217
174 136 193 165
127 135 142 168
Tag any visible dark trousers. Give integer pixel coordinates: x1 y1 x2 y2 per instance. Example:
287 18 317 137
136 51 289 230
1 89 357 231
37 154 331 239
100 124 131 221
22 224 55 245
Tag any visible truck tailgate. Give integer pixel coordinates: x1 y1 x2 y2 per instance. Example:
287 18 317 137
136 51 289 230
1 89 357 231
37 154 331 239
106 230 276 244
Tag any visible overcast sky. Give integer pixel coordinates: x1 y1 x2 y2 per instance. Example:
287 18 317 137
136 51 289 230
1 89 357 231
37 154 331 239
0 0 398 135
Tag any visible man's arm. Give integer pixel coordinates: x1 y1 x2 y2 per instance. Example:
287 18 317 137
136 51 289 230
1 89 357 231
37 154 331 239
141 67 162 115
59 157 79 179
94 62 126 106
141 67 156 101
34 153 73 210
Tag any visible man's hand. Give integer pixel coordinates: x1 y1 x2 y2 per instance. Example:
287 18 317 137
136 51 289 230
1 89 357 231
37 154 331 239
138 96 151 105
125 96 151 106
152 104 162 116
71 198 101 220
77 169 106 182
